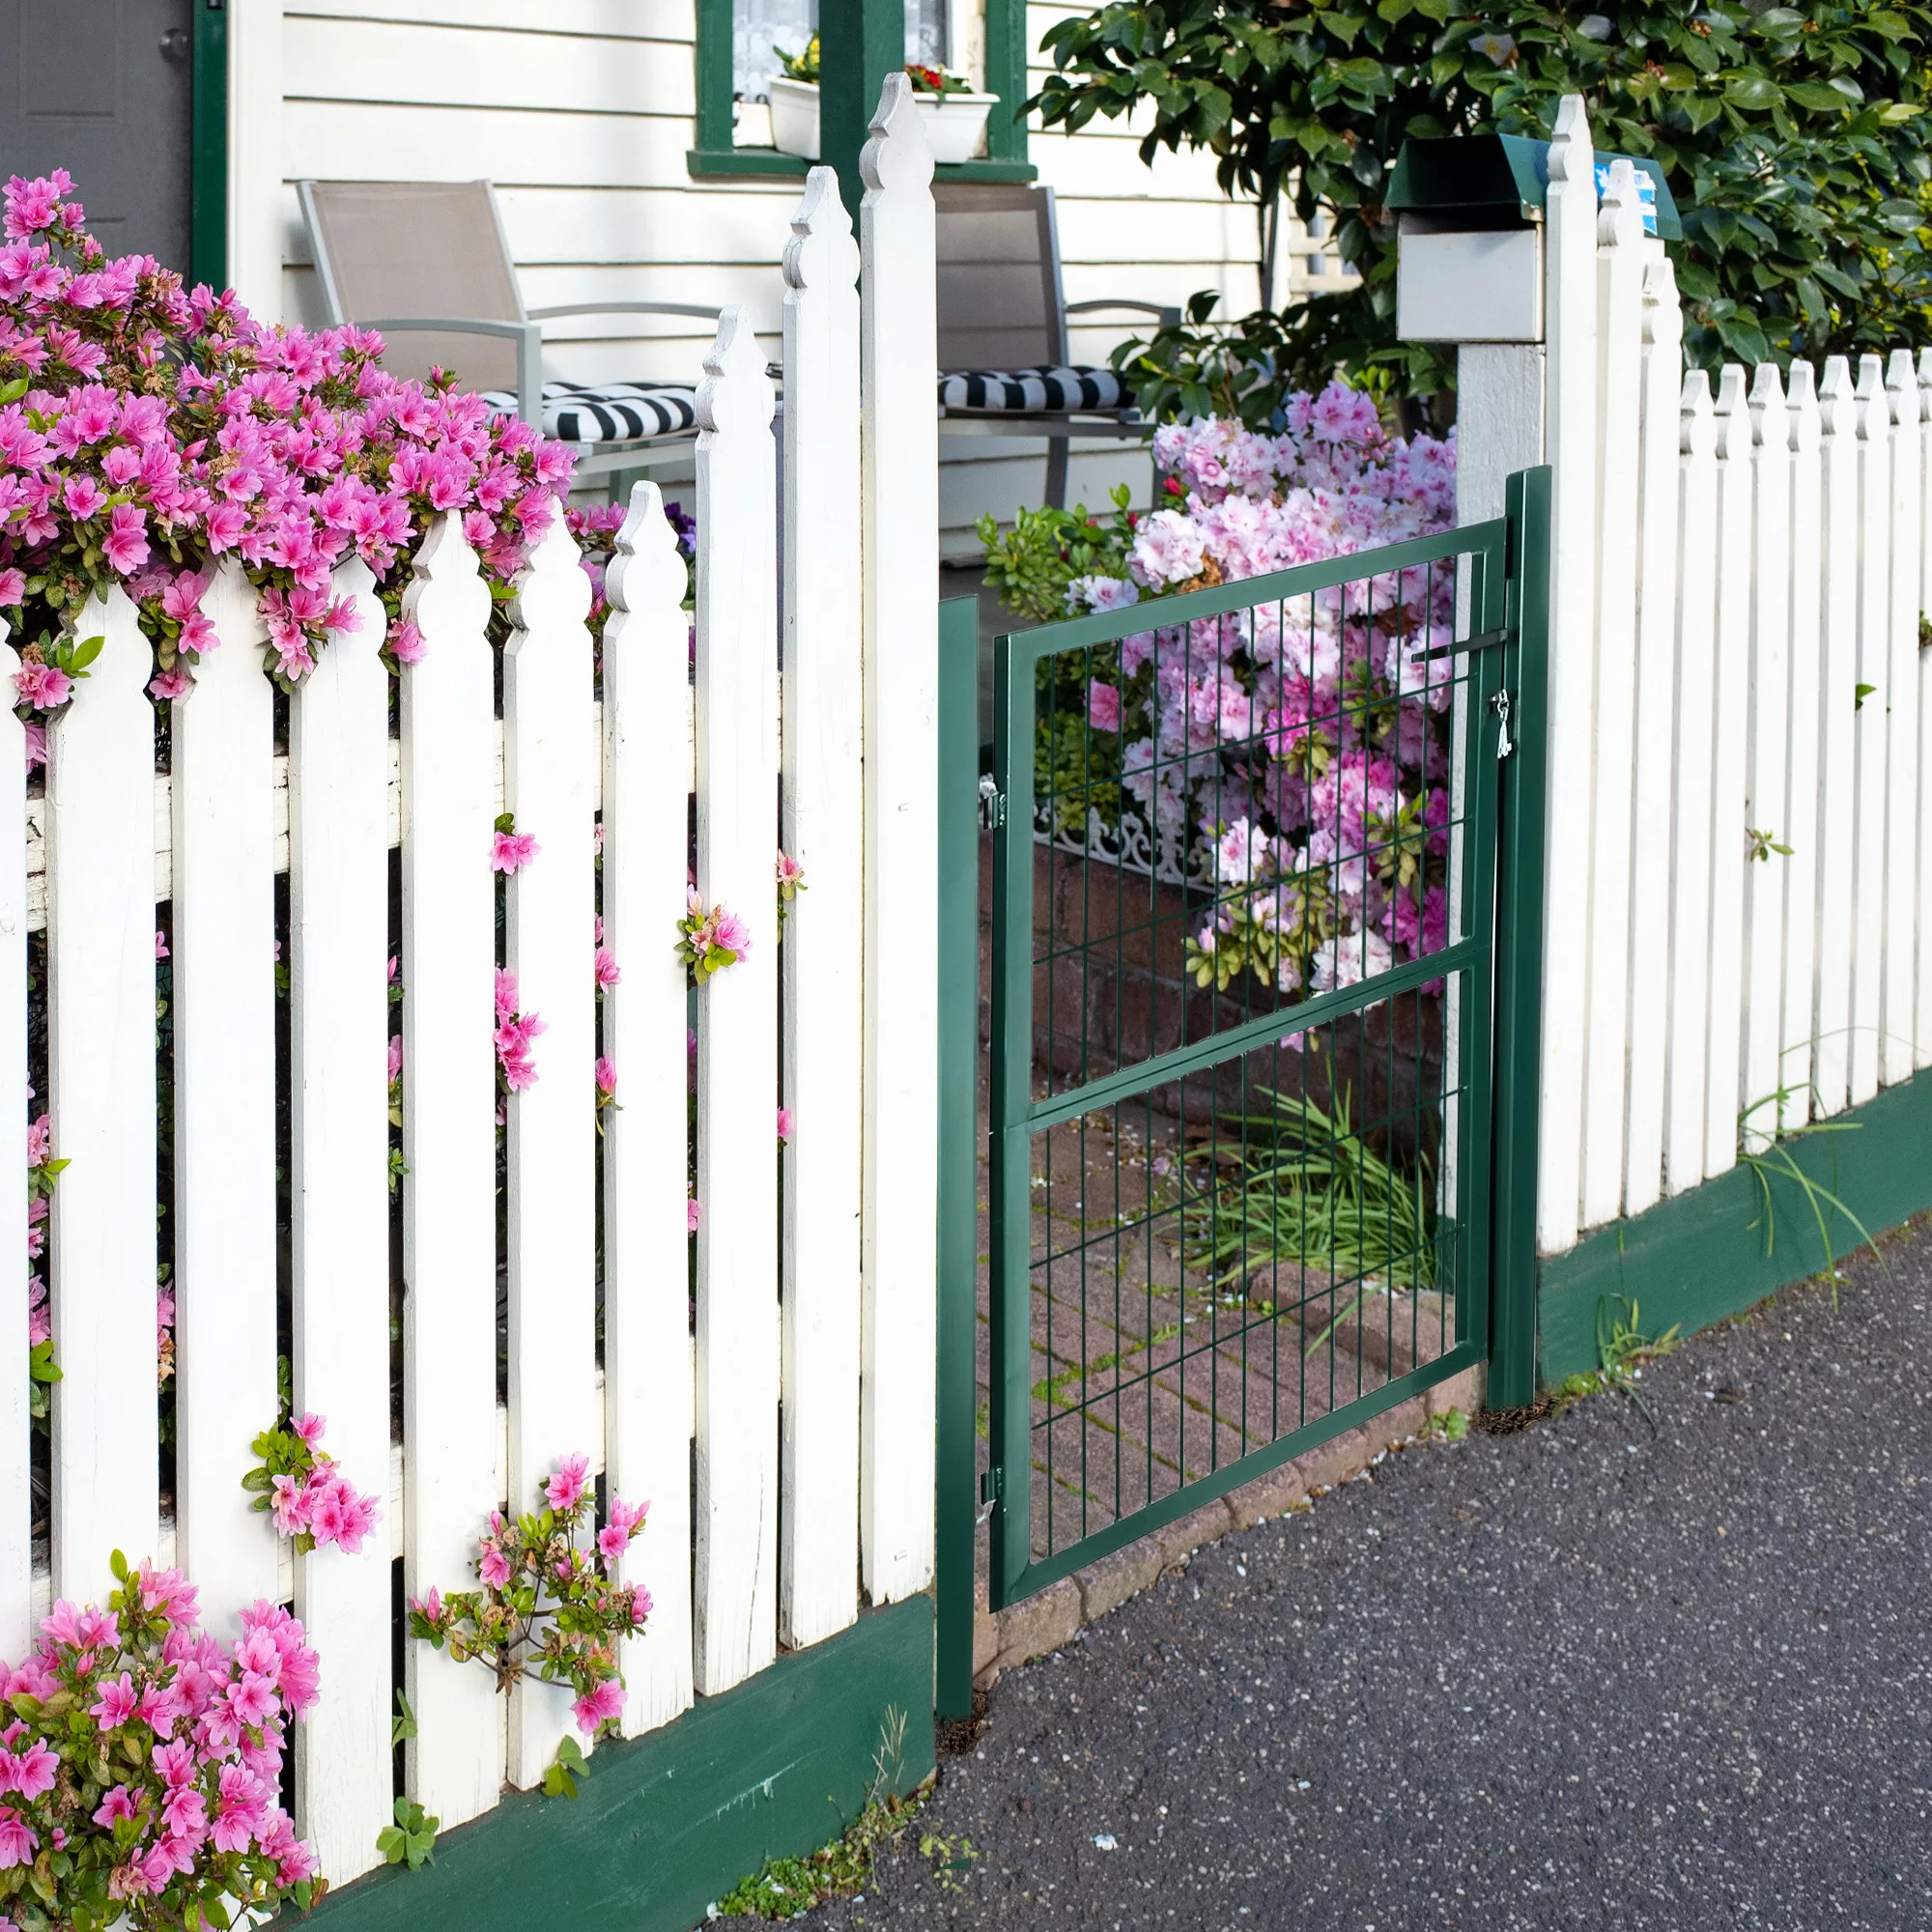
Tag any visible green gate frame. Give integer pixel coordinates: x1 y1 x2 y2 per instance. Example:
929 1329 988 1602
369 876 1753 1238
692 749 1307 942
940 468 1548 1651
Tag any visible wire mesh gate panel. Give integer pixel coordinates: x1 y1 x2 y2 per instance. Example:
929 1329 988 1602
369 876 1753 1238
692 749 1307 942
982 481 1548 1611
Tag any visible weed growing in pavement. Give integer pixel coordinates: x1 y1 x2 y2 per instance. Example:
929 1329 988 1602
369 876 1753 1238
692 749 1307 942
713 1708 977 1920
1545 1295 1682 1432
1737 1085 1884 1306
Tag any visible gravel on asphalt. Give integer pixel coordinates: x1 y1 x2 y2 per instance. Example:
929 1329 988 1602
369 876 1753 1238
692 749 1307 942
752 1225 1932 1931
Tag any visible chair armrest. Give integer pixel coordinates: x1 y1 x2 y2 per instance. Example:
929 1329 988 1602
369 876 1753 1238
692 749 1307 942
355 317 544 426
1065 298 1182 329
526 301 724 324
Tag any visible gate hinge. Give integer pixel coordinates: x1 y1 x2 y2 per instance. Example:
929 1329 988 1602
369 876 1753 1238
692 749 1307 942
977 1466 1002 1523
977 774 1006 830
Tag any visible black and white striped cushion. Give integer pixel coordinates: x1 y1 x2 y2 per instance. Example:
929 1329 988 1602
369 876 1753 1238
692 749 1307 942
938 365 1128 413
480 381 699 444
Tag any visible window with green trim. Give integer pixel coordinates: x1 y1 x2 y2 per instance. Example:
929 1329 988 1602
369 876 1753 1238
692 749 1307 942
688 0 1034 182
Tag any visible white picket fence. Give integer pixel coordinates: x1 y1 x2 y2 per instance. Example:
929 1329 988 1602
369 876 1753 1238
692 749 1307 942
0 77 939 1892
1525 99 1932 1253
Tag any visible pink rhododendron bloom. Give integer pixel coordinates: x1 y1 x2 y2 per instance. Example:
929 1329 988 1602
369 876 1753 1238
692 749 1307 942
572 1680 625 1735
492 828 539 871
594 1057 617 1099
155 928 169 960
776 1106 793 1143
546 1453 589 1513
0 1814 34 1868
478 1546 512 1589
1087 678 1122 732
594 946 621 989
89 1671 138 1731
687 1194 700 1234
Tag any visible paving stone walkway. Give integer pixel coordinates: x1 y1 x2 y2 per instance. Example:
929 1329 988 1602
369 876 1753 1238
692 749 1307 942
810 1221 1932 1930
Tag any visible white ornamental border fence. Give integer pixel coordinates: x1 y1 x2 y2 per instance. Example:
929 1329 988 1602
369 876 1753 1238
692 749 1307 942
1516 99 1932 1255
0 79 940 1891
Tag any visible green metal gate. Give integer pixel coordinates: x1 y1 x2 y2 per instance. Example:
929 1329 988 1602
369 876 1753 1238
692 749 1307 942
973 467 1549 1618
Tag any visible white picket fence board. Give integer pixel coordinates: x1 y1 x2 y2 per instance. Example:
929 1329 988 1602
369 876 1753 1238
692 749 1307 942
288 562 394 1885
0 621 26 1659
1919 350 1932 1069
1813 356 1861 1117
1579 162 1645 1229
1622 254 1682 1214
1741 363 1791 1147
170 564 282 1633
1850 355 1890 1106
1779 363 1824 1124
859 74 940 1602
45 584 159 1605
1884 351 1922 1086
1663 372 1718 1195
600 482 699 1735
502 517 601 1782
1534 96 1597 1253
397 516 506 1823
692 305 781 1696
778 166 865 1650
1703 365 1752 1179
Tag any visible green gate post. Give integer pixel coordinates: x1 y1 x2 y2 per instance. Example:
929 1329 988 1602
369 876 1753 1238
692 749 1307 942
1489 465 1552 1407
935 595 981 1720
819 0 905 227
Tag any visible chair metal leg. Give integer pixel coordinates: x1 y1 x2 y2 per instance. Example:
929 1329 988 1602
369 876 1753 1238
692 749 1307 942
1045 435 1069 511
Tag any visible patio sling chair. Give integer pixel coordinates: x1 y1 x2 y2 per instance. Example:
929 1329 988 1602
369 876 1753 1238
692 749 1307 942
934 183 1179 510
297 179 721 480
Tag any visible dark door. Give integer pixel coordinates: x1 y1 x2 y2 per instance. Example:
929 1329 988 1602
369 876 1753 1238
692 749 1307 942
2 0 195 273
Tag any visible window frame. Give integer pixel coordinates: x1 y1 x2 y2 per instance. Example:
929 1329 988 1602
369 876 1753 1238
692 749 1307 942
687 0 1036 183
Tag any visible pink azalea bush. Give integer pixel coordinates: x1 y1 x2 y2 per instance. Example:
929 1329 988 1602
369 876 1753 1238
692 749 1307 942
408 1458 649 1741
493 968 543 1096
0 1554 324 1927
675 892 751 985
986 385 1459 1004
242 1411 382 1556
0 169 575 748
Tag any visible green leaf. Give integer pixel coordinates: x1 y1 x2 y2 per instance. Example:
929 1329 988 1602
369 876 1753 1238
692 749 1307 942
1723 72 1779 112
1783 82 1851 114
1856 682 1877 711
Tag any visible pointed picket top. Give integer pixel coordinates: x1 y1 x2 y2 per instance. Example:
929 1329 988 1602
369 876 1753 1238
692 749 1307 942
1714 363 1751 462
784 164 861 298
1747 361 1786 447
509 506 594 638
605 480 690 631
402 510 493 647
1596 156 1644 250
1818 354 1855 439
1887 345 1920 430
1786 358 1821 456
696 304 777 440
1639 254 1681 354
1855 352 1889 445
861 70 935 200
1680 365 1716 459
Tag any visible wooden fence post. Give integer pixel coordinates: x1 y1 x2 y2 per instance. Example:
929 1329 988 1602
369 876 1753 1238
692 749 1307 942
1580 159 1644 1228
502 517 600 1779
859 71 939 1602
1780 362 1824 1122
0 617 25 1658
1663 371 1718 1191
289 561 393 1883
1850 354 1890 1105
1703 365 1752 1179
1813 355 1860 1116
171 563 281 1630
1623 254 1683 1213
600 482 698 1735
45 584 158 1602
1884 349 1921 1084
780 166 866 1649
693 305 781 1694
1742 363 1791 1147
398 514 505 1822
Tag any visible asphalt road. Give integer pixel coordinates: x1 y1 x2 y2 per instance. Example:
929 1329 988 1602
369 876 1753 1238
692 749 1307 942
793 1227 1932 1930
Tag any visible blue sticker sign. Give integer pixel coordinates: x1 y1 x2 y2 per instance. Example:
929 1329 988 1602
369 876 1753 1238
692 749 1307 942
1594 160 1660 237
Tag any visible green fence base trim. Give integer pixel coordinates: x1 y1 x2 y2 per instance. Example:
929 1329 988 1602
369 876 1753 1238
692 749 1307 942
308 1596 934 1932
1537 1068 1932 1387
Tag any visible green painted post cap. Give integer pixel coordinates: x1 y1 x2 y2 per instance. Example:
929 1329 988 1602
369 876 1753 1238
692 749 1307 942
1387 132 1683 241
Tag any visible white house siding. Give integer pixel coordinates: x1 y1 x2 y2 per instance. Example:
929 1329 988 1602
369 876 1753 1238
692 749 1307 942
257 0 1274 554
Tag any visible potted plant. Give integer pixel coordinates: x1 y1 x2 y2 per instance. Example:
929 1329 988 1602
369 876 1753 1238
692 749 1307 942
766 41 999 165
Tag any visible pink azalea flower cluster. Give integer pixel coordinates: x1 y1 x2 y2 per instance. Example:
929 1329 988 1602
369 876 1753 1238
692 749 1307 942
1065 392 1458 1000
0 169 574 745
0 1557 323 1925
674 891 752 985
491 813 538 874
242 1410 381 1557
493 968 544 1095
408 1458 649 1741
775 848 807 926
